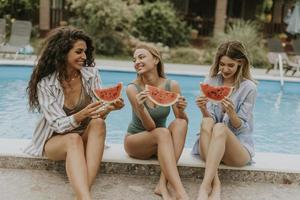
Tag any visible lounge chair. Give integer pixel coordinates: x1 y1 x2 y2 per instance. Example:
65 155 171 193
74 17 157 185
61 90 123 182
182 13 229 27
265 38 298 75
0 18 5 45
0 20 32 59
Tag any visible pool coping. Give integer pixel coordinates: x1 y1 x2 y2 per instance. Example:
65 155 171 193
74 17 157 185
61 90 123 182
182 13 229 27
1 139 300 184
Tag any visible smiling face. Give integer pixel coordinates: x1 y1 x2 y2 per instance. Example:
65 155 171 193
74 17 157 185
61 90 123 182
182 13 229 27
219 55 240 82
133 48 158 75
66 40 87 71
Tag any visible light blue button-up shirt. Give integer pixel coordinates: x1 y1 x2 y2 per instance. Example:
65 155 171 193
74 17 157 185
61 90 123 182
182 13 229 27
192 73 257 158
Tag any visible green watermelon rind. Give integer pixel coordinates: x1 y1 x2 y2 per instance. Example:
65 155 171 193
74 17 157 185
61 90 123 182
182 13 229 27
200 82 233 103
93 82 123 103
145 84 179 107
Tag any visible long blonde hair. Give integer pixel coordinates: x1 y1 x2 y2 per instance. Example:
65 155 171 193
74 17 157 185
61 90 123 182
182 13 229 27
134 44 166 79
209 41 257 88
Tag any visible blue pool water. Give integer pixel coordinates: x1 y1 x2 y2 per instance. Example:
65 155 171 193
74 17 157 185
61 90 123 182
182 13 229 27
0 66 300 154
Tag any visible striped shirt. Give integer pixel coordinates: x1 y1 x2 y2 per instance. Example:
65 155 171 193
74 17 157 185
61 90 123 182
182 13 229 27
24 67 102 156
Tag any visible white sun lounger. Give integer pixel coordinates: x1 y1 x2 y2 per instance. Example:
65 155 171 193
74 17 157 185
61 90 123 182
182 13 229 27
0 20 32 59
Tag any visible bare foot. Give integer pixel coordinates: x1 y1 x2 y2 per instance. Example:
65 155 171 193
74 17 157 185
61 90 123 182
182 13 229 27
196 184 211 200
208 180 221 200
154 182 173 200
176 192 189 200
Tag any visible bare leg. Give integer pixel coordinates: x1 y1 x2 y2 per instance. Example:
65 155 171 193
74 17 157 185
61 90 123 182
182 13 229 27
81 118 106 189
197 123 251 200
44 133 92 200
124 127 189 200
208 175 221 200
155 119 188 200
198 118 215 162
197 118 215 200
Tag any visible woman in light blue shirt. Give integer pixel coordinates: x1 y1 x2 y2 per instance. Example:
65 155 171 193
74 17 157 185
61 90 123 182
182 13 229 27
26 27 124 200
193 41 257 200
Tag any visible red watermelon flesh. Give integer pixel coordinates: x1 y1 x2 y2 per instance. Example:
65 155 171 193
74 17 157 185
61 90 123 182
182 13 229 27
146 85 179 107
200 83 233 102
93 82 123 103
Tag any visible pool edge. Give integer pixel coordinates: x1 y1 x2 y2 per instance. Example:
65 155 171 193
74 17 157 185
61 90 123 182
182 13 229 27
0 138 300 184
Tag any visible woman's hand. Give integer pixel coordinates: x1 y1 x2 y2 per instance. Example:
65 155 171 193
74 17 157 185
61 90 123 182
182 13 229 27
93 97 125 120
75 101 106 122
221 97 235 115
195 96 208 110
221 97 242 128
135 90 149 109
195 95 211 117
176 96 187 112
110 97 125 111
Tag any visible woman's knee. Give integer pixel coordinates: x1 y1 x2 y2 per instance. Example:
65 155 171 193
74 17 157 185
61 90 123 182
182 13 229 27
200 117 214 135
173 118 188 128
65 133 83 148
211 123 227 139
88 118 106 136
89 118 106 128
152 128 172 142
171 118 188 135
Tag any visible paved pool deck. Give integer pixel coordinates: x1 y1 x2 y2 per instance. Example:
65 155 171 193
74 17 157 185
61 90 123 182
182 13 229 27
1 139 300 200
1 169 300 200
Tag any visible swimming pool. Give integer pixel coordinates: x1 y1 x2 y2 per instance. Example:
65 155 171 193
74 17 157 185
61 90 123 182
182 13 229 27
1 66 300 155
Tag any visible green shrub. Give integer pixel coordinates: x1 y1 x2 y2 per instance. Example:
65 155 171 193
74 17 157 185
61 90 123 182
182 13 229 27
67 0 132 55
132 1 191 47
209 20 269 68
167 47 202 64
0 0 38 20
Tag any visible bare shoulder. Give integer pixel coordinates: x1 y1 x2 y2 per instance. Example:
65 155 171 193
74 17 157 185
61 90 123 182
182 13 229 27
126 81 139 95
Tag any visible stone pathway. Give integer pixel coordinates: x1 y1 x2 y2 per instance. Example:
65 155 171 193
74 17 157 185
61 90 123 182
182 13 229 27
1 168 300 200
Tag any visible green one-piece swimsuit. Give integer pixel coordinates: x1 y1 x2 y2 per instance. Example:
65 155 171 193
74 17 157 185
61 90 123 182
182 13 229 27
127 80 172 134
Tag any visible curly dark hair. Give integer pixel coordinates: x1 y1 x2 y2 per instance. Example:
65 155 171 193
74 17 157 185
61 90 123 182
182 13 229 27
27 26 95 112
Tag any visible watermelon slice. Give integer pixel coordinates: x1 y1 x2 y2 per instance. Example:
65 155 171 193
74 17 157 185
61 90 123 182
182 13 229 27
146 84 179 107
200 83 233 103
93 82 123 103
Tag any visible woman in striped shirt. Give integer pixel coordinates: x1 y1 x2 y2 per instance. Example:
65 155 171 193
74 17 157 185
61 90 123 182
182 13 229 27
26 27 124 200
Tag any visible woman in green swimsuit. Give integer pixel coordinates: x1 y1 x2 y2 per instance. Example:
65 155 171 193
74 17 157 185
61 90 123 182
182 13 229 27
124 44 189 200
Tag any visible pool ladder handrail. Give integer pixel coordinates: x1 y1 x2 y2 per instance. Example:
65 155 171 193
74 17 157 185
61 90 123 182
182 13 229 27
274 54 284 88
